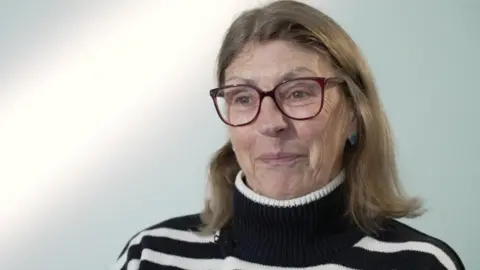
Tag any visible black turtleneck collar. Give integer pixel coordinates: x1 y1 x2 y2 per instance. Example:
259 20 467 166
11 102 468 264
221 170 365 267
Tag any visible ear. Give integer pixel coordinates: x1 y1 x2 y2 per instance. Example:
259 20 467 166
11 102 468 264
346 105 358 136
346 113 358 145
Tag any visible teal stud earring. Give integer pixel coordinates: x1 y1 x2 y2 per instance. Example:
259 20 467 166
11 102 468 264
348 132 358 145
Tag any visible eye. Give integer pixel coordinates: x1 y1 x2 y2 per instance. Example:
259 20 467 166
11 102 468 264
288 90 311 99
233 95 253 105
285 85 314 100
222 87 257 106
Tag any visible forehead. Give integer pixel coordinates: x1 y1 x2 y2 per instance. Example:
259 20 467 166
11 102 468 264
224 40 333 83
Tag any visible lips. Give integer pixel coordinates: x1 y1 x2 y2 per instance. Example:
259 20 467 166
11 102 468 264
257 152 305 166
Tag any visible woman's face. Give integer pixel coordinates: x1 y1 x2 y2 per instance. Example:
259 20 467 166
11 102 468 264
225 40 355 200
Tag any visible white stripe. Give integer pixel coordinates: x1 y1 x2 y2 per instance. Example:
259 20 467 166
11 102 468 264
115 228 215 269
112 258 140 270
126 259 139 270
141 249 358 270
235 170 345 207
354 236 457 270
142 249 223 269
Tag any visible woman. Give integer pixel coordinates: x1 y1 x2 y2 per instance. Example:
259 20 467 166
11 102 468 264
115 1 464 269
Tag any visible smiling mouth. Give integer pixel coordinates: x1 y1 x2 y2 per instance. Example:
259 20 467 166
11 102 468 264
257 155 306 166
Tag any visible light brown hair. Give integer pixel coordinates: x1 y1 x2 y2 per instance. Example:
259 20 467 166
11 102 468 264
200 0 422 234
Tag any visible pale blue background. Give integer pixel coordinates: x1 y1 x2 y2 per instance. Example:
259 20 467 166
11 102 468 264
0 0 477 269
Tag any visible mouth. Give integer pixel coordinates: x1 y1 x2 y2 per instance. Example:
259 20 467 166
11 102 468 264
257 153 306 166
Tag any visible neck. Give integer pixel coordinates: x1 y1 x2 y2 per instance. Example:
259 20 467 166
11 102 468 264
221 170 364 267
235 170 345 207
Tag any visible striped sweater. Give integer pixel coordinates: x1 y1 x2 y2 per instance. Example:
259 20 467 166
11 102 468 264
115 172 465 270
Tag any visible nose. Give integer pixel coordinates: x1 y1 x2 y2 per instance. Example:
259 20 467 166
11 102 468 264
256 97 288 137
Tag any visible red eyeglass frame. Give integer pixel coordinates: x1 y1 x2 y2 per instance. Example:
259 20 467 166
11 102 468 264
209 76 343 127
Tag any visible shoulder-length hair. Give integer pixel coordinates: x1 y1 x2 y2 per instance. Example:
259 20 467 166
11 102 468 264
200 0 422 234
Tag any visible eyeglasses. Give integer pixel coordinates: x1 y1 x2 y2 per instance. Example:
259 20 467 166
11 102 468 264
209 77 343 127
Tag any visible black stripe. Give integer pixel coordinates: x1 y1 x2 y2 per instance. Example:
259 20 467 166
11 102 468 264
146 214 203 231
389 221 465 269
139 260 185 270
125 244 143 261
335 247 448 270
117 230 143 259
116 244 143 269
142 235 222 259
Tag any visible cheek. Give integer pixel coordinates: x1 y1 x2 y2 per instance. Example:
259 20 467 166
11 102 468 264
293 115 329 166
293 115 329 144
229 127 255 152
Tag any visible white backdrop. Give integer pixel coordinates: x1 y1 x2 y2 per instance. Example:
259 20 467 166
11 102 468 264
0 0 478 269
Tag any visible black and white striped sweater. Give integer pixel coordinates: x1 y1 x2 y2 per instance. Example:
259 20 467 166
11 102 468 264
115 172 464 270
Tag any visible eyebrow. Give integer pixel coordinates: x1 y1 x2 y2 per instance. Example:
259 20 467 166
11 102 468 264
224 66 317 86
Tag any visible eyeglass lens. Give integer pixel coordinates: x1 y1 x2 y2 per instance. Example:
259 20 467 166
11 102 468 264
214 79 323 126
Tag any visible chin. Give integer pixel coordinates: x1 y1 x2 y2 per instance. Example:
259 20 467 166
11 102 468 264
262 185 304 200
256 170 306 200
